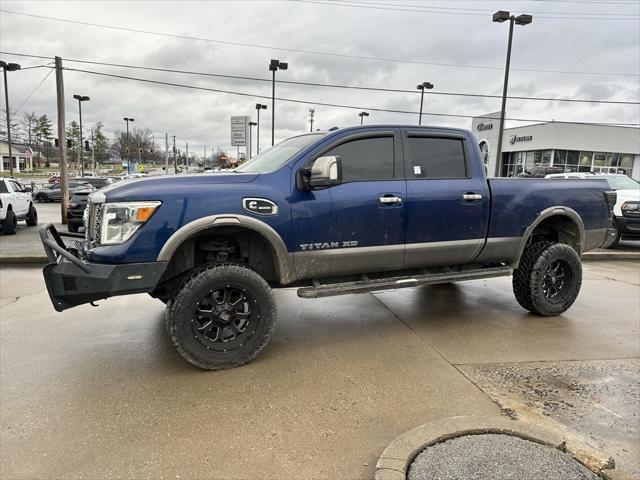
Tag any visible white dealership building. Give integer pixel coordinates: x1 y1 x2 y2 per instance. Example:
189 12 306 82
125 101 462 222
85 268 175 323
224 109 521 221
471 112 640 180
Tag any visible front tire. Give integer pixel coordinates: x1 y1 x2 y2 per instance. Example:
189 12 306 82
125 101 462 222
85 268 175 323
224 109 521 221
25 205 38 226
513 242 582 316
166 265 277 370
1 210 17 235
35 193 48 203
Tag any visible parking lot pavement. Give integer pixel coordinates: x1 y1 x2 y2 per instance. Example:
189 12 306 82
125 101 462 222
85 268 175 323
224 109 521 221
0 203 63 261
0 262 638 479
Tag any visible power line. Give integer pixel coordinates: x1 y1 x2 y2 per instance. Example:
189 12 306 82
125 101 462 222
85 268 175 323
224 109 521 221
298 0 640 19
12 67 54 115
1 9 637 77
1 51 638 105
60 66 640 126
330 0 640 16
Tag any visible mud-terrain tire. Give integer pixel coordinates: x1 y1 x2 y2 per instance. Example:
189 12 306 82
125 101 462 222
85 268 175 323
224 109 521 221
166 264 277 370
1 209 17 235
25 205 38 226
513 242 582 316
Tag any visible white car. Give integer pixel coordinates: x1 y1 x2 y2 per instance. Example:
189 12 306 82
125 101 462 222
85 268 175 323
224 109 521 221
0 178 38 235
546 173 640 247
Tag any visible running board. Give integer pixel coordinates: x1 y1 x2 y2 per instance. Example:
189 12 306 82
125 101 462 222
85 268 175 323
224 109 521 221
296 266 513 299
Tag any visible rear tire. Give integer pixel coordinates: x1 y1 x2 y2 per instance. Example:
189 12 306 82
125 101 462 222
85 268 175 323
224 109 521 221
25 205 38 226
1 210 17 235
35 193 48 203
166 264 277 370
513 242 582 316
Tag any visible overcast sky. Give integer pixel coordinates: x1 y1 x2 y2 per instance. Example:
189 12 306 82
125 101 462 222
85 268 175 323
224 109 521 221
1 0 639 157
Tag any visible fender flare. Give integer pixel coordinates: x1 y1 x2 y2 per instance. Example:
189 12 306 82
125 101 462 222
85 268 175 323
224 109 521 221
513 206 585 269
156 214 294 284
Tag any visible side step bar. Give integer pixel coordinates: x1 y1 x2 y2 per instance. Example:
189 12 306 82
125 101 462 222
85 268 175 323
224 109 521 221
297 266 513 299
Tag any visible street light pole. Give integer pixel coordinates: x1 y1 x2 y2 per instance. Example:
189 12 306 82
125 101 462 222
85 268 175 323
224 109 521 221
416 81 434 126
269 59 288 146
248 121 257 158
358 111 369 125
309 108 315 132
123 117 134 168
1 61 21 177
255 103 267 154
73 94 90 177
493 10 532 177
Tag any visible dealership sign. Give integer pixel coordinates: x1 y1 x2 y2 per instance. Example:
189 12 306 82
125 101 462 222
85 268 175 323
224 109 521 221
477 122 493 132
509 134 533 145
231 116 250 146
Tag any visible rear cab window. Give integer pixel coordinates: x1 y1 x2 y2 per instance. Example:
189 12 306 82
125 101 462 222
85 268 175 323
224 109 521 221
404 135 468 179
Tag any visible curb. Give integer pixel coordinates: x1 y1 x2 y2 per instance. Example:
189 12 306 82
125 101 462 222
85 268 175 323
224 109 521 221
0 256 48 265
582 251 640 261
374 416 622 480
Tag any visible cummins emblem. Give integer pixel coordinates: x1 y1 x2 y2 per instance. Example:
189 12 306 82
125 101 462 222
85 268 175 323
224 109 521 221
243 198 278 215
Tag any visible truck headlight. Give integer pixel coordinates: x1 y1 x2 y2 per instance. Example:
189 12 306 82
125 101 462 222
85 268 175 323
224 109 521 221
100 201 161 245
621 201 640 218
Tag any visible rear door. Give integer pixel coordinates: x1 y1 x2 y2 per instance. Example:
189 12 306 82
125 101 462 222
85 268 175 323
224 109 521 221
402 130 489 266
293 130 406 277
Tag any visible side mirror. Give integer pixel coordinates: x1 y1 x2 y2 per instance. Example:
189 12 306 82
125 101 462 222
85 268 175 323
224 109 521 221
307 155 342 189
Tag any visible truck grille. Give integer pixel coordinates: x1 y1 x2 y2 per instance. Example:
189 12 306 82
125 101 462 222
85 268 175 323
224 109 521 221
84 201 103 245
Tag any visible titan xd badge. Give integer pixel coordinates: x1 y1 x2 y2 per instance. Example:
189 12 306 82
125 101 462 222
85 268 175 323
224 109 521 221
242 198 278 215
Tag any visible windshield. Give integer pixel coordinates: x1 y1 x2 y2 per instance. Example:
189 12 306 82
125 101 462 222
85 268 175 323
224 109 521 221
603 175 639 190
235 134 324 173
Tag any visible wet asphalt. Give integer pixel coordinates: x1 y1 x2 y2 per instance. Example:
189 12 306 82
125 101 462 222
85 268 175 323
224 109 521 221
0 260 638 479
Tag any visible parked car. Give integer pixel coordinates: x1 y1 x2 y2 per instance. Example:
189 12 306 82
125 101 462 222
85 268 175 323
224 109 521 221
34 181 94 203
0 178 38 235
48 174 60 184
71 177 114 189
39 125 617 370
66 189 93 233
547 172 639 247
516 166 564 178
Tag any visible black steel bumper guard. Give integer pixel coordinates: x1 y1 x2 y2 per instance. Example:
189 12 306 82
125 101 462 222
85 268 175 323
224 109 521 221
40 223 167 312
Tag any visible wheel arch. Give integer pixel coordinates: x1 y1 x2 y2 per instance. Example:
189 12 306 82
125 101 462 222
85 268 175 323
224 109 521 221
513 206 585 269
157 214 294 284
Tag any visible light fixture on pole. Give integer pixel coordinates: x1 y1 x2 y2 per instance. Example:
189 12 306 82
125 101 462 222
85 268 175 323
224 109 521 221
1 61 21 177
248 121 257 158
255 103 267 154
73 94 90 177
492 9 532 177
123 117 134 165
268 59 288 146
416 81 434 126
358 111 369 125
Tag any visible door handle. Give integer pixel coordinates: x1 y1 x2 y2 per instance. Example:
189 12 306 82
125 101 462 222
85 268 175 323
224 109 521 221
379 196 402 204
462 193 482 201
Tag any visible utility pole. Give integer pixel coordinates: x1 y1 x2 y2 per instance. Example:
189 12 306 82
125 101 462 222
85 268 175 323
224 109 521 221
1 60 21 177
164 133 169 175
172 135 176 174
91 130 95 174
186 142 189 172
309 108 315 132
55 56 68 224
204 145 207 166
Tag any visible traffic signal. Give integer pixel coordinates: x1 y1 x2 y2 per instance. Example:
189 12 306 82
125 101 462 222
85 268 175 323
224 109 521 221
54 138 59 147
67 139 73 148
84 140 90 151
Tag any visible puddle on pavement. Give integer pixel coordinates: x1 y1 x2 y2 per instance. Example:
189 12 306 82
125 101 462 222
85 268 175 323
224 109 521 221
460 359 640 476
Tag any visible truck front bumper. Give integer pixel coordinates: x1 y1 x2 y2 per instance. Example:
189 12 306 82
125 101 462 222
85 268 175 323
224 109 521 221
40 223 167 312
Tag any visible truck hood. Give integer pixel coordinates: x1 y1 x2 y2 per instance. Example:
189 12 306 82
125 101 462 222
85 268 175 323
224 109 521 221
94 172 260 202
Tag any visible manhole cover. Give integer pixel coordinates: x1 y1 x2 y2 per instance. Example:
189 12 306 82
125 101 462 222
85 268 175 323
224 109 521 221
408 434 599 480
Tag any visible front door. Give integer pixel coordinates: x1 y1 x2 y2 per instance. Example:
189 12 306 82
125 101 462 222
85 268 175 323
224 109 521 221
292 131 406 278
401 130 490 267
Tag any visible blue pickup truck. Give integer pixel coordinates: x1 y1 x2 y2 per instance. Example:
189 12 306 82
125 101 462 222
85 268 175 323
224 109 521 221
40 125 617 370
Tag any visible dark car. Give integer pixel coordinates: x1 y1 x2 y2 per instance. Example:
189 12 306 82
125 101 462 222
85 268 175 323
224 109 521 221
66 189 93 233
71 177 114 189
33 181 94 203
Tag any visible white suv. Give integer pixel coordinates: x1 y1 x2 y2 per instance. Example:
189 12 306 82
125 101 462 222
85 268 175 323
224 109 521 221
0 178 38 235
